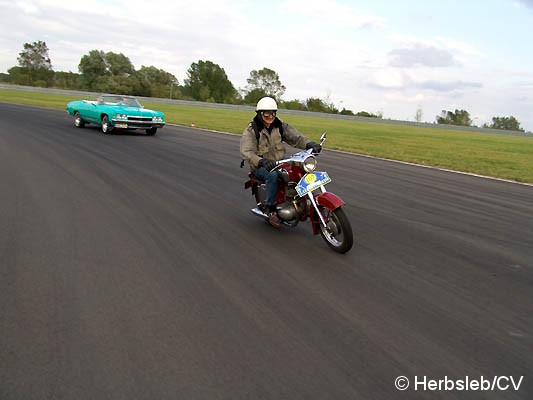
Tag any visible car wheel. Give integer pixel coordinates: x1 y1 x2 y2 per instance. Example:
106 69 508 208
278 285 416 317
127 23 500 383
145 127 157 136
101 115 113 134
74 112 85 128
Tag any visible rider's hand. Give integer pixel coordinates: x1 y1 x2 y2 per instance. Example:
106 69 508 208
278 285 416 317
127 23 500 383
258 158 277 171
306 141 322 154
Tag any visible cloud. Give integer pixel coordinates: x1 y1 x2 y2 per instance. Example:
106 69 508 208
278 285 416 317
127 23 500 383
383 92 426 103
388 44 456 68
516 0 533 7
367 68 409 89
366 67 482 94
415 80 482 92
278 0 387 30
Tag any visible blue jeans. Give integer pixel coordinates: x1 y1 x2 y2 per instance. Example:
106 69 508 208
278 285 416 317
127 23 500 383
254 167 279 206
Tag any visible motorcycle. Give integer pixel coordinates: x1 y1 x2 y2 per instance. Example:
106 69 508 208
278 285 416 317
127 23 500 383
244 133 354 253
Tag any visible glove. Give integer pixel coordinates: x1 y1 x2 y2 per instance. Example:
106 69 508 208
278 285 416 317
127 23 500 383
306 141 322 154
258 158 277 171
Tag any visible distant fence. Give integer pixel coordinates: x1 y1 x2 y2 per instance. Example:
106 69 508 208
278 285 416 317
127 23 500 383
2 84 531 137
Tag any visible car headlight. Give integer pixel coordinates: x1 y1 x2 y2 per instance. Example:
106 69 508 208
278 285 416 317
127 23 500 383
152 116 163 122
303 156 317 172
115 114 127 120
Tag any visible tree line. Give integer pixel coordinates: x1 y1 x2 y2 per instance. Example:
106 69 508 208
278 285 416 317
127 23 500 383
0 41 525 132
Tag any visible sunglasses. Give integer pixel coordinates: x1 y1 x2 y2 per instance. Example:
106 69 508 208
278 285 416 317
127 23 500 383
261 111 277 118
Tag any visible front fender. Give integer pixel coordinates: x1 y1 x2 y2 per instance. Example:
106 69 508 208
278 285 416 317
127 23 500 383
315 191 345 210
310 192 345 235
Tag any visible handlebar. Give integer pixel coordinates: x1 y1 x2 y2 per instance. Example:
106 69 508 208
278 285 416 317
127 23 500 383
274 132 326 167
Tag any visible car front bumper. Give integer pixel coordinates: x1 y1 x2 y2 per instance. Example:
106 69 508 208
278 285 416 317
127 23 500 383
112 117 165 129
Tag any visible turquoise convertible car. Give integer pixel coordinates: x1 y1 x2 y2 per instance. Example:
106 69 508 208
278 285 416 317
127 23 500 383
66 94 165 135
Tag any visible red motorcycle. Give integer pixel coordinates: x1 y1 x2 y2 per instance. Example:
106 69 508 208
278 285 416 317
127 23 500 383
244 133 353 253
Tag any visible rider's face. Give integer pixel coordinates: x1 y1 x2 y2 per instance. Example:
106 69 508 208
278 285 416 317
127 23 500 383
261 110 276 126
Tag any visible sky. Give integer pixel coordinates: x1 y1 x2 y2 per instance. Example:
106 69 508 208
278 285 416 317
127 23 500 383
1 0 532 131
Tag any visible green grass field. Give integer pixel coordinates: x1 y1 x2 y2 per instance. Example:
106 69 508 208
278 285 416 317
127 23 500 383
2 88 532 183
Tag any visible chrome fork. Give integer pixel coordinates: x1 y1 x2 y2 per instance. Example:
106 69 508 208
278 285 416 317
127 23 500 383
307 189 328 228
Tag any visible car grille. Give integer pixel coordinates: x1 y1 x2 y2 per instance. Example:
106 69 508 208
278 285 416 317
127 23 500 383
128 116 152 122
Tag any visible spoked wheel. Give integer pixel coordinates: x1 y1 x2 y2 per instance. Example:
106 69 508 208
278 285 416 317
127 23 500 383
101 115 113 134
318 206 353 253
74 112 85 128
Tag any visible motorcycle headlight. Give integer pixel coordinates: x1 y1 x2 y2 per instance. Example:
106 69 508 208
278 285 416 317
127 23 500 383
303 156 317 173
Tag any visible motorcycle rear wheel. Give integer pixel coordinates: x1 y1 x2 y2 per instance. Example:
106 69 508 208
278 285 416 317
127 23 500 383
319 207 353 253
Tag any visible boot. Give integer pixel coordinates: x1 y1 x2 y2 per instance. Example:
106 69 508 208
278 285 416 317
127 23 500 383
267 206 282 228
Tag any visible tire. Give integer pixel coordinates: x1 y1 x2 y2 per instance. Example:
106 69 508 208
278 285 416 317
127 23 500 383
146 127 157 136
318 206 353 253
74 112 85 128
101 115 113 134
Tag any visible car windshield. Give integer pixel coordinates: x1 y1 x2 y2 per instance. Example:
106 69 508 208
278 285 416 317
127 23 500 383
98 95 142 107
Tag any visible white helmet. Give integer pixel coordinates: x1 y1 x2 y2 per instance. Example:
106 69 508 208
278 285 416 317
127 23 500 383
256 97 278 112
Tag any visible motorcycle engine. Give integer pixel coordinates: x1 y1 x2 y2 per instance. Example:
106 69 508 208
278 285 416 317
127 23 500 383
256 181 303 222
277 183 303 221
276 202 298 221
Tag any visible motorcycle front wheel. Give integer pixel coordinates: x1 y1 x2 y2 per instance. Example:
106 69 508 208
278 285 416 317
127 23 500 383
318 207 353 253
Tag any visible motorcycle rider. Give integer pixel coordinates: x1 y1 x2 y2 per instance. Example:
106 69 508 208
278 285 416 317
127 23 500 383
240 96 322 228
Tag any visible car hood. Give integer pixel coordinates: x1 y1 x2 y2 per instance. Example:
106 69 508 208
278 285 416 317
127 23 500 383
119 106 162 117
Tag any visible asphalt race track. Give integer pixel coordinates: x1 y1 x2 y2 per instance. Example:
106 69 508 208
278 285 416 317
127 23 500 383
1 102 532 400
